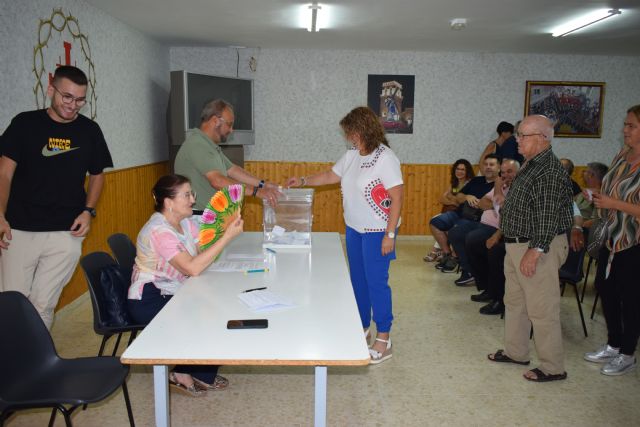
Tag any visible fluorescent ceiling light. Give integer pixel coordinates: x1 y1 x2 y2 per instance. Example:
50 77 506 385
552 9 621 37
308 3 321 32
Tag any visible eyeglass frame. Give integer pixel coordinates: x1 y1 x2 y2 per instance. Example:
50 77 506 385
176 190 197 200
51 85 87 106
516 132 546 139
216 116 234 128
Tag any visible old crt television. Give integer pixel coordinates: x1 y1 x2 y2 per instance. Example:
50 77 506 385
169 70 254 146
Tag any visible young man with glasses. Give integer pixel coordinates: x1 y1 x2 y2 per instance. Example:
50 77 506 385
0 65 113 329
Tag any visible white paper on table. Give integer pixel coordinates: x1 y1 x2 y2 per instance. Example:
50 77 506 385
237 290 294 312
208 260 266 272
226 253 265 261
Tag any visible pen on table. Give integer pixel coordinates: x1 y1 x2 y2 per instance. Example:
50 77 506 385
245 268 269 274
243 287 267 293
265 248 277 254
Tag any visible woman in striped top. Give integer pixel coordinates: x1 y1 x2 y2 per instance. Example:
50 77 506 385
584 104 640 376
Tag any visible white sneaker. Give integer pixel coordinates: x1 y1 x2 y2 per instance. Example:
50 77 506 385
584 344 619 363
601 354 637 376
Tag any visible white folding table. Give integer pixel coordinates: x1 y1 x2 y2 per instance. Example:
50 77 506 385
121 232 370 427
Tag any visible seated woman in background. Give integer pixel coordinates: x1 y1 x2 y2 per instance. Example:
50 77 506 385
127 174 243 396
424 158 474 262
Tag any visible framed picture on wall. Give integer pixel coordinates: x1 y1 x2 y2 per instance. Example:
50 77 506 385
524 81 605 138
367 74 415 134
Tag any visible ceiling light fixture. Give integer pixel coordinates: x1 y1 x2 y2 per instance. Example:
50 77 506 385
552 9 621 37
308 2 322 32
450 18 467 31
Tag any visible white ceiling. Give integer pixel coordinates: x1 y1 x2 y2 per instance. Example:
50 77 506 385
85 0 640 55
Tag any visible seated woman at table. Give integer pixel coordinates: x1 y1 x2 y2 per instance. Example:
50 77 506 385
286 106 403 365
127 174 243 396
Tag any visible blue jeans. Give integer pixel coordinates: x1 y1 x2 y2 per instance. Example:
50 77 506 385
345 226 395 333
128 283 219 383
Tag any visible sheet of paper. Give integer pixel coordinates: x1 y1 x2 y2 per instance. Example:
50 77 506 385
226 253 265 261
237 290 294 313
208 260 265 272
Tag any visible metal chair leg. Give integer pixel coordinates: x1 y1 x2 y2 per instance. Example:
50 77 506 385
47 408 57 427
111 333 123 357
573 283 588 337
98 335 111 357
591 292 599 319
122 382 136 427
581 256 595 302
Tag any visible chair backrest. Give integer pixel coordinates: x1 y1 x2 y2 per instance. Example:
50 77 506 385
80 251 119 334
559 246 586 284
0 291 59 393
107 233 137 274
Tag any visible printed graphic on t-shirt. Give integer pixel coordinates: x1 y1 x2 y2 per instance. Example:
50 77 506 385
366 178 390 220
360 146 384 169
41 137 80 157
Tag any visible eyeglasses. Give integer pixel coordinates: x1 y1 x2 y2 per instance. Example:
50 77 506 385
217 116 234 128
52 85 87 106
516 132 545 139
177 190 196 200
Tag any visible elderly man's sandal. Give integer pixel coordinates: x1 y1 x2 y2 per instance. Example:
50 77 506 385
487 349 530 365
523 368 567 382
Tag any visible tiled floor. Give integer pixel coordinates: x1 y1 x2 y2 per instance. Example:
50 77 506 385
5 237 639 426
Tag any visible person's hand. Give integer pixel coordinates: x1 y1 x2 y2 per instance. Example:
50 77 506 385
256 186 281 206
465 195 480 207
492 192 505 207
520 248 542 277
592 192 618 210
225 214 244 240
285 176 302 188
570 228 584 251
70 211 91 237
0 216 12 251
381 236 395 256
486 233 500 249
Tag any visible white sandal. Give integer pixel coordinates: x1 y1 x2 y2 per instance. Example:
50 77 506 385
364 328 371 346
369 337 392 365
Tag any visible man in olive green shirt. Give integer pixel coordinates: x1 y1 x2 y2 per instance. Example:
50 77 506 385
174 99 280 210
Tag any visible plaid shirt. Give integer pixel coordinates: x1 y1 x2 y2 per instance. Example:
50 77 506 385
500 147 573 252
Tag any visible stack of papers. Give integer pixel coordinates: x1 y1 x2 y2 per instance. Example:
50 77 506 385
237 290 294 312
208 261 265 272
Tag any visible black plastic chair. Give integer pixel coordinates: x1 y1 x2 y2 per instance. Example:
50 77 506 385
80 252 145 357
0 291 135 427
559 247 589 337
107 233 137 279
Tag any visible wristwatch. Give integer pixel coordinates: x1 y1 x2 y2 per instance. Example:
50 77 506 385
83 207 97 217
387 231 395 239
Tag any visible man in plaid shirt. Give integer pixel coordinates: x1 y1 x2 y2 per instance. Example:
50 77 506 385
488 115 573 383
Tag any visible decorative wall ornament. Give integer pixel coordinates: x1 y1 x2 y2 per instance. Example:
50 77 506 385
33 8 98 119
524 81 605 138
367 74 415 134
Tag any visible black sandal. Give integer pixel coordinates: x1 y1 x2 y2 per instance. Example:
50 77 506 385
488 349 530 365
523 368 567 382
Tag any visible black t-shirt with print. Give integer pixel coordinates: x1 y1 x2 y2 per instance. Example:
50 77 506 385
1 109 113 231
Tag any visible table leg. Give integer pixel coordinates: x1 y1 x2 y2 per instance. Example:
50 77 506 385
314 366 327 427
153 365 170 427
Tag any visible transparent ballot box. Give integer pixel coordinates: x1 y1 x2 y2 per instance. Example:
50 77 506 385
263 188 314 248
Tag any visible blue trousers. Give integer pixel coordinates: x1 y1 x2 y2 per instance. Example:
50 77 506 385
448 220 483 274
128 283 219 383
345 226 395 333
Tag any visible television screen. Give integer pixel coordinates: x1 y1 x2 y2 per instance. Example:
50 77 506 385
169 70 254 145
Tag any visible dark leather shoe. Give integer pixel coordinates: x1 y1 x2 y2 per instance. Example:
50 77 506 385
480 300 504 315
471 290 491 302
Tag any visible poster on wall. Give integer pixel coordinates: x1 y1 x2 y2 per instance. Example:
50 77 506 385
367 74 415 134
524 81 605 138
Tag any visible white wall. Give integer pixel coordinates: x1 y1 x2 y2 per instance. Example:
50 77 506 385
0 0 170 169
171 47 640 166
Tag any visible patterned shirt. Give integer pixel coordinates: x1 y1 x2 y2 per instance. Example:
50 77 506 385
500 147 573 252
600 147 640 253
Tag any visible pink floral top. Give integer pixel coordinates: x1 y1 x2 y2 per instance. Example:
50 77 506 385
127 212 200 300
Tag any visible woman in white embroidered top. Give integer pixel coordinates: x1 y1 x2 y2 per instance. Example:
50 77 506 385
127 174 243 396
286 106 403 364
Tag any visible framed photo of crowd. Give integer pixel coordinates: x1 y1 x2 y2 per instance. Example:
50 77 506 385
524 81 605 138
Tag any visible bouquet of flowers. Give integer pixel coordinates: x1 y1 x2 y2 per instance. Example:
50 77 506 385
199 184 244 251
